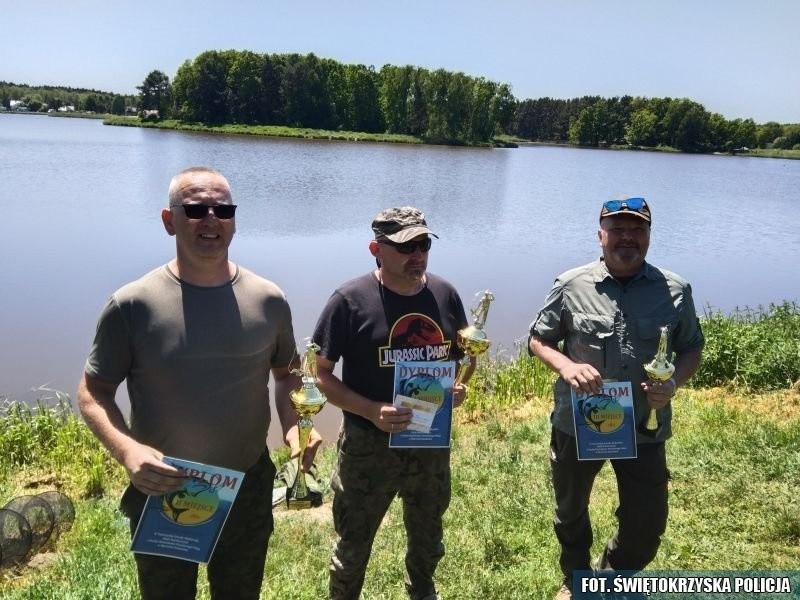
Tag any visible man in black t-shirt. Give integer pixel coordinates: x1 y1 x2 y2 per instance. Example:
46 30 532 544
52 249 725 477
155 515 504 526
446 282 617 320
313 207 475 600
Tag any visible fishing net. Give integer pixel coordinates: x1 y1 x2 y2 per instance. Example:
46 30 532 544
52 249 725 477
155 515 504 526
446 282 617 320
0 508 32 568
3 495 55 555
36 491 75 536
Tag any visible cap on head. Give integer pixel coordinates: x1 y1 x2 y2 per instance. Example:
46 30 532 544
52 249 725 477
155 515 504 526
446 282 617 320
599 197 652 224
371 206 439 243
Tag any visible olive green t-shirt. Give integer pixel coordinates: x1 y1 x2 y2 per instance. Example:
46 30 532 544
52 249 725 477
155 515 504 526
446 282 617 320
85 265 296 471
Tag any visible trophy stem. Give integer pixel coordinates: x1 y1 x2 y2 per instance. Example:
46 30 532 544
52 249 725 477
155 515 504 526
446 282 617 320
643 408 659 431
288 416 312 508
453 354 471 388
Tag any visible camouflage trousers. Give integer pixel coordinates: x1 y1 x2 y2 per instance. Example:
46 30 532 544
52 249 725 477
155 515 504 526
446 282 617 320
329 421 451 600
121 451 276 600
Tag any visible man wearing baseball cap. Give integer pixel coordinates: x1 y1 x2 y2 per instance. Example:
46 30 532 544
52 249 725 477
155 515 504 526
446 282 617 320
527 197 704 599
312 206 473 600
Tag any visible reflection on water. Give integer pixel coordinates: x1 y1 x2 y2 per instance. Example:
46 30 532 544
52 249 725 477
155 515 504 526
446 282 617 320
2 114 799 446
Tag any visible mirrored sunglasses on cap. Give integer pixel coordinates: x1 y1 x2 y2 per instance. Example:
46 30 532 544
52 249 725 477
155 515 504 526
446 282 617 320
600 197 651 222
603 197 646 212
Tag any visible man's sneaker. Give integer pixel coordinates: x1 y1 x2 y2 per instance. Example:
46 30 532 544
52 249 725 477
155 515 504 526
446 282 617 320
554 582 572 600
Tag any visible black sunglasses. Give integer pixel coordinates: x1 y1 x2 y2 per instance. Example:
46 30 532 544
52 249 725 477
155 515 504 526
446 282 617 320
380 237 432 254
176 204 237 220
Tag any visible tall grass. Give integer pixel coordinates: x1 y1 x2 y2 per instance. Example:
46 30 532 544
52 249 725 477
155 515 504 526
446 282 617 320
692 301 800 392
0 388 125 500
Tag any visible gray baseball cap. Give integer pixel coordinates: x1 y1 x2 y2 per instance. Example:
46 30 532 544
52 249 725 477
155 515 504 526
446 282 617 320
371 206 439 243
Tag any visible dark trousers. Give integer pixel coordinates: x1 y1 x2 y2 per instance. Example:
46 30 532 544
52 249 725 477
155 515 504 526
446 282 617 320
549 428 669 583
121 452 276 600
329 422 450 600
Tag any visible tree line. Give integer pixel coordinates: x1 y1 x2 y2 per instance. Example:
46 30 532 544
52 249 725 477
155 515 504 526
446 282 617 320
139 50 798 151
138 50 515 143
514 95 800 152
1 81 135 115
6 50 798 153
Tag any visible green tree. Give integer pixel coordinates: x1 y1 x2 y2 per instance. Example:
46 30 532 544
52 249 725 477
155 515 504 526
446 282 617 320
569 100 612 146
227 50 265 124
423 69 452 140
260 54 285 125
730 118 757 150
345 64 383 132
111 95 126 115
379 64 413 134
280 53 333 128
188 51 233 124
490 83 515 136
469 78 496 141
755 121 783 148
625 108 658 146
406 68 428 137
137 70 172 117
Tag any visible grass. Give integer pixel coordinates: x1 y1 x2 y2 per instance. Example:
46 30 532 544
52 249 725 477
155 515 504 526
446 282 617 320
2 305 799 598
102 116 516 148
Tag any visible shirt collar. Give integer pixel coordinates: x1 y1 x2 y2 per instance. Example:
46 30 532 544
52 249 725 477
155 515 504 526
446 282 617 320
592 257 654 284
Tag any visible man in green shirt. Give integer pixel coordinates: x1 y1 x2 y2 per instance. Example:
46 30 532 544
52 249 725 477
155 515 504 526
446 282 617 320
528 197 704 600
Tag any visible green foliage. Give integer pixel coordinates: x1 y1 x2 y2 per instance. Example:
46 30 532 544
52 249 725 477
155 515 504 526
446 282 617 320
159 51 512 144
137 69 172 117
513 94 799 156
0 81 133 114
465 342 555 418
691 301 800 392
0 389 125 500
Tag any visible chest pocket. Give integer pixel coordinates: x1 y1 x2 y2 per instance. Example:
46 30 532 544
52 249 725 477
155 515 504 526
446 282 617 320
636 316 678 359
566 313 615 366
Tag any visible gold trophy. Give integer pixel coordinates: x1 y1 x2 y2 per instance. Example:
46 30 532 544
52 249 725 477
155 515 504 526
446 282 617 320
639 325 675 437
286 341 327 510
454 290 495 386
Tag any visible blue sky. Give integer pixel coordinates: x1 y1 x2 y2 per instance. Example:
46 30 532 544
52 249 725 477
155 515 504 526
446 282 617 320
4 0 798 123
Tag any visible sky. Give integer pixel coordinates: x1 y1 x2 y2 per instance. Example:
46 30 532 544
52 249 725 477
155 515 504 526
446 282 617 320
4 0 799 123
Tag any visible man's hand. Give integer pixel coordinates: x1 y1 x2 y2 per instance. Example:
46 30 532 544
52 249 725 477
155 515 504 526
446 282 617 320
284 424 323 473
121 443 186 496
451 382 468 408
641 377 676 411
559 362 604 395
371 403 413 434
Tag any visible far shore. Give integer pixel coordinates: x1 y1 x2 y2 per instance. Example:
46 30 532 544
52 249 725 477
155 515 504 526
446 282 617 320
4 111 797 158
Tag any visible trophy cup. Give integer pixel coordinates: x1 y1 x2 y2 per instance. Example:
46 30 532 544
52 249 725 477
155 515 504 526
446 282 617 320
454 290 495 386
286 341 327 510
639 325 675 437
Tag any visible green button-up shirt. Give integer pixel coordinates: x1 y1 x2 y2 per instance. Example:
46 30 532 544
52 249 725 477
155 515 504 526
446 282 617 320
530 259 705 443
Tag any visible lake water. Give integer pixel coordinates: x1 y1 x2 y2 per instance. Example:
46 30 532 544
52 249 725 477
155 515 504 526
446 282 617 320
2 113 799 446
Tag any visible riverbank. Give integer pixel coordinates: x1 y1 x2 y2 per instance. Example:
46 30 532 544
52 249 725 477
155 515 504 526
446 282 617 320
102 116 520 148
99 116 800 158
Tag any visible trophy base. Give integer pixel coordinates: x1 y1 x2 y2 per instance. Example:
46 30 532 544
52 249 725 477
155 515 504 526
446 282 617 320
286 497 313 510
637 422 662 438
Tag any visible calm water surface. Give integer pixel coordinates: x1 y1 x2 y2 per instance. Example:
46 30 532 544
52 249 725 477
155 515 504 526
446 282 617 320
2 114 799 445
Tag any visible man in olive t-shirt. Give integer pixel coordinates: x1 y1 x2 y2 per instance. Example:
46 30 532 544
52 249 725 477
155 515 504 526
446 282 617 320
78 166 320 599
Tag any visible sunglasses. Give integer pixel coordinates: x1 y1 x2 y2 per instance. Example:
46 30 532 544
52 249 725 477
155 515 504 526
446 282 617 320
175 204 237 220
603 198 646 212
380 237 432 254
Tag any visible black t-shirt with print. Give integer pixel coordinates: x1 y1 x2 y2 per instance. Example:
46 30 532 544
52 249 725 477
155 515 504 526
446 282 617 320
313 272 468 429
